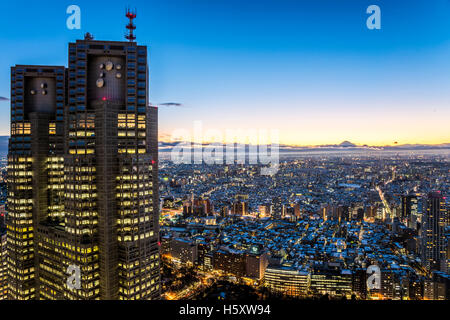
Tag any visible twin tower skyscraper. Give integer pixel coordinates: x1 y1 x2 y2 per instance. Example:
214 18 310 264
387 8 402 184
7 33 160 299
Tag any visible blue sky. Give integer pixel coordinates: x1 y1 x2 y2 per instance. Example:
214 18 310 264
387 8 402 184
0 0 449 145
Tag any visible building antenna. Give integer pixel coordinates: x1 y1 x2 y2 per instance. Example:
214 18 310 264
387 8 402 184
125 7 137 42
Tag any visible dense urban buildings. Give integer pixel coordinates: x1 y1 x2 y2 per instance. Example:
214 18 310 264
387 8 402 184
158 154 449 300
5 29 160 299
2 127 449 300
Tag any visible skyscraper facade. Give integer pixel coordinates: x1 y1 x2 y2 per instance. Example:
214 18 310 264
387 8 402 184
401 194 419 230
7 33 160 300
422 191 447 272
0 224 6 300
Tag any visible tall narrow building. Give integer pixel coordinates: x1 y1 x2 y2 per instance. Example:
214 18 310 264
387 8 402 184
401 194 419 230
422 191 447 272
0 213 6 300
7 14 160 300
8 65 66 299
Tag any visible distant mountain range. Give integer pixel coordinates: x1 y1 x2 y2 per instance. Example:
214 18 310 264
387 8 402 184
0 136 448 156
159 140 450 153
159 141 450 151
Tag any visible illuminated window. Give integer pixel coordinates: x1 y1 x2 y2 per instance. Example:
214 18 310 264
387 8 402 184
49 123 56 135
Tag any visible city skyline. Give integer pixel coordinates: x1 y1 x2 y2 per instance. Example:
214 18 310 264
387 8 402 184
0 1 449 304
0 0 449 146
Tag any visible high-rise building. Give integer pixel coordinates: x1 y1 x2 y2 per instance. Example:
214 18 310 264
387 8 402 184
443 231 450 274
0 226 6 300
167 238 198 265
7 15 160 300
213 248 246 277
424 271 450 300
8 64 66 300
231 199 248 216
401 194 419 229
421 191 447 272
351 268 367 299
258 204 271 218
182 197 213 217
271 197 283 219
245 249 269 281
0 206 6 229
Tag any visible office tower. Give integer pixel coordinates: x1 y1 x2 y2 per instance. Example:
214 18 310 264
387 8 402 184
245 248 269 281
7 15 160 300
309 268 353 298
182 197 213 217
264 266 309 297
213 248 246 277
424 271 450 300
0 204 6 230
401 194 418 229
421 191 447 272
167 238 198 265
8 65 66 300
408 278 423 300
351 268 367 299
220 206 229 217
231 200 248 216
338 205 350 222
271 197 283 219
293 203 301 218
258 204 271 218
0 222 6 300
0 207 5 230
444 232 450 274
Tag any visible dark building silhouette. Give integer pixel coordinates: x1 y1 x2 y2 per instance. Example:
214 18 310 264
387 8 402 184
351 268 367 299
424 271 450 300
0 220 6 300
245 249 269 280
421 191 447 272
7 31 160 300
231 200 248 216
402 194 419 229
183 197 214 217
213 249 246 277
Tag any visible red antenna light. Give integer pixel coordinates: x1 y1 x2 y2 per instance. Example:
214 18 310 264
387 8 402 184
125 8 137 42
